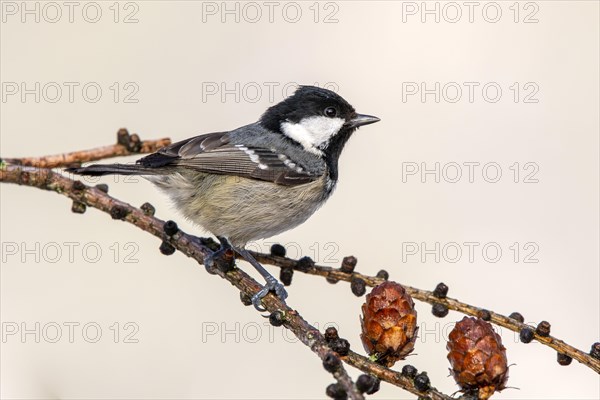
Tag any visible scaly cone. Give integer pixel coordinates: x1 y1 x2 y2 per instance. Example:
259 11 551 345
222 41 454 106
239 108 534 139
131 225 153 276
360 281 418 367
447 317 509 399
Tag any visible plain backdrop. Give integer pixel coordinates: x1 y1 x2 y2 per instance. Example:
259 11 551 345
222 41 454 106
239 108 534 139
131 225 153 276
1 1 599 399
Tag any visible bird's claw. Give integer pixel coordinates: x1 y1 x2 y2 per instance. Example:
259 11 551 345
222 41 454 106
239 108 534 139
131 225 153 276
252 277 288 311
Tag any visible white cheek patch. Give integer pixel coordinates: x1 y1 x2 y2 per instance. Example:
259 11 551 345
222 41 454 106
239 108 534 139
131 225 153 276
280 116 345 156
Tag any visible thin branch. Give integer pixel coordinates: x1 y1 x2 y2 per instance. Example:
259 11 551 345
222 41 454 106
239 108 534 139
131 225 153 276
343 351 451 400
2 129 170 168
251 252 600 375
0 163 459 398
2 164 417 400
2 136 597 395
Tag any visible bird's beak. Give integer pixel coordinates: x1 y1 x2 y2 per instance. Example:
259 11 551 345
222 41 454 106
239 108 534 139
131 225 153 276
346 114 381 128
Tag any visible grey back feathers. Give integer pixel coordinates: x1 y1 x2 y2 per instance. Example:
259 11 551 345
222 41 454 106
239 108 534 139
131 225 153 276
137 123 326 186
68 86 361 186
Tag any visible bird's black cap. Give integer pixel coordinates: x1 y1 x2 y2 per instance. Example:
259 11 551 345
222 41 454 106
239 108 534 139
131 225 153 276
261 86 357 133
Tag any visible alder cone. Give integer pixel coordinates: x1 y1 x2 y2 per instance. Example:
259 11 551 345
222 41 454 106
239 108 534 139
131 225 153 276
360 281 418 367
447 317 509 399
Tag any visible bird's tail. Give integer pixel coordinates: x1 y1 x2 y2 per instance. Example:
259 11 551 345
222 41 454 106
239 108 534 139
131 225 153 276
66 163 160 176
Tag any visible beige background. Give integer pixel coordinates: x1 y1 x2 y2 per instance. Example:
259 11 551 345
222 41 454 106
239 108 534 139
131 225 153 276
1 1 599 399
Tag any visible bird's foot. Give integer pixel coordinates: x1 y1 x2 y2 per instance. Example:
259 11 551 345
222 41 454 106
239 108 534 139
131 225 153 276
252 275 288 312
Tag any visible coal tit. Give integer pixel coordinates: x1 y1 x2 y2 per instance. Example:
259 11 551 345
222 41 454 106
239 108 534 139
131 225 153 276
68 86 380 310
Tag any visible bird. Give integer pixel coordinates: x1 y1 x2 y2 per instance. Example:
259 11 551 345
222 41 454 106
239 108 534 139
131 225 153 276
67 85 380 310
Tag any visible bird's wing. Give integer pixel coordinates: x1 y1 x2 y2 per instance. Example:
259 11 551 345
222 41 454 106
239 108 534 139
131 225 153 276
137 131 320 186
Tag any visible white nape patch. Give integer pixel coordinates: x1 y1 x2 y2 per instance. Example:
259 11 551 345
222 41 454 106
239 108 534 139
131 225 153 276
280 116 345 156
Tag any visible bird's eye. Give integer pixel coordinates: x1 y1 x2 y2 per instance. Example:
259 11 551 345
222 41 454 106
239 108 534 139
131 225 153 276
324 107 338 118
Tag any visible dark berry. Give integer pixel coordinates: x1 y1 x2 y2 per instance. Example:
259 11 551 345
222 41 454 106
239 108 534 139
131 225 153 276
413 372 430 391
280 267 293 286
351 277 366 296
520 327 534 343
269 311 285 327
199 237 220 251
356 374 379 394
270 243 286 257
71 201 86 214
509 312 524 323
324 326 339 343
159 241 175 255
376 270 389 280
117 128 129 146
128 134 142 152
330 338 350 356
326 276 339 284
95 183 109 193
557 352 572 366
431 303 448 318
140 202 155 216
365 377 380 394
204 264 218 275
240 292 252 306
433 282 448 299
163 220 179 236
401 364 418 379
214 249 235 273
72 180 86 192
536 320 551 337
110 205 128 220
478 309 491 321
296 256 314 272
590 342 600 359
340 256 357 273
322 353 341 373
325 383 347 399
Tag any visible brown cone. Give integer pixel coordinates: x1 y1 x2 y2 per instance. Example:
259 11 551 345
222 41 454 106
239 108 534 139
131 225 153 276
447 317 509 399
360 281 418 367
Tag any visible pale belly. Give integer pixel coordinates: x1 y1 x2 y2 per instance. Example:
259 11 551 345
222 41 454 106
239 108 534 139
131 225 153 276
148 171 332 246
